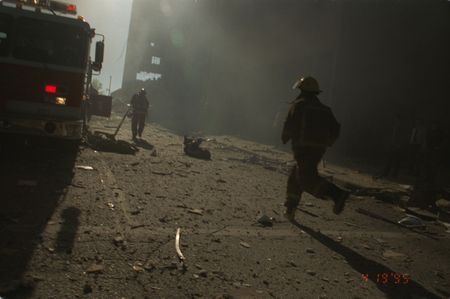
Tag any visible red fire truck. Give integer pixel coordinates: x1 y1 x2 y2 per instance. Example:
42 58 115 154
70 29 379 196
0 0 111 140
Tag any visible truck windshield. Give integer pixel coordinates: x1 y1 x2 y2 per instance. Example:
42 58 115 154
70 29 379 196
0 13 13 57
13 17 88 68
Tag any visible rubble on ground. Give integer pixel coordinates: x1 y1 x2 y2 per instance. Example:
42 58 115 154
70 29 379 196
183 136 211 160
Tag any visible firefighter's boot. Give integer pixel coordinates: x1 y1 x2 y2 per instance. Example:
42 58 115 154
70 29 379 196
333 190 349 215
284 206 296 222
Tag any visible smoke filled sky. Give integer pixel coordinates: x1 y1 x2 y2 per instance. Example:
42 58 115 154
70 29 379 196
74 0 132 93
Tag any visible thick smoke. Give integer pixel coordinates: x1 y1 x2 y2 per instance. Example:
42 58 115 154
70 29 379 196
122 0 450 160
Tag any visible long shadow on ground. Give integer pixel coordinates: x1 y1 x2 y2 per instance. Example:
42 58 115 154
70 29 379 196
0 135 78 298
56 207 81 254
292 221 441 299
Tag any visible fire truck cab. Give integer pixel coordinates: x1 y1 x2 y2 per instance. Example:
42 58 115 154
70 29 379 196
0 0 111 140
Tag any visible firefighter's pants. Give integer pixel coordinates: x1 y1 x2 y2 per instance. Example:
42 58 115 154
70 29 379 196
285 148 343 209
132 113 146 138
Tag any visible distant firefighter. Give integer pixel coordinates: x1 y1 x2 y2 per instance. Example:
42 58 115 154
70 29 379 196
377 114 409 179
281 76 349 221
130 88 149 140
408 119 427 176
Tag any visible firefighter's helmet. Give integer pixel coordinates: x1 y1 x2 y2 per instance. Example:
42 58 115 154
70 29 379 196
293 76 321 93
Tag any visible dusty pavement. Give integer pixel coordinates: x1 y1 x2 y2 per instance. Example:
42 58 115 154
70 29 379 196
1 116 449 299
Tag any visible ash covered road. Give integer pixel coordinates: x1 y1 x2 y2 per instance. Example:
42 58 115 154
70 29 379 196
1 117 449 299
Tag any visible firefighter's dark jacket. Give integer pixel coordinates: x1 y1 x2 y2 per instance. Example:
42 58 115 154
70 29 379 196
282 94 340 149
131 93 149 114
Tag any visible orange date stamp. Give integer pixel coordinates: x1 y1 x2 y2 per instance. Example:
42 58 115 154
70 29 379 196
361 272 410 285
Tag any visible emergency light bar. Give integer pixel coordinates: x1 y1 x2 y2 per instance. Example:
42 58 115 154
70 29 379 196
0 0 77 15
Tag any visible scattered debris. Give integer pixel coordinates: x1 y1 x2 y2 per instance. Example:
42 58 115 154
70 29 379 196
405 207 437 221
382 250 407 259
144 260 156 271
175 228 186 262
70 182 85 189
17 179 38 187
197 270 208 278
399 184 413 191
239 241 251 248
159 216 169 223
257 214 274 227
130 209 140 215
85 263 104 274
187 209 203 216
107 202 115 210
227 152 290 175
151 171 173 176
183 136 211 160
209 226 228 235
297 207 320 218
306 248 315 254
357 208 437 240
131 224 145 229
76 165 94 171
306 270 316 276
362 244 372 250
344 222 358 227
113 235 125 246
374 238 387 244
133 262 145 272
398 215 425 228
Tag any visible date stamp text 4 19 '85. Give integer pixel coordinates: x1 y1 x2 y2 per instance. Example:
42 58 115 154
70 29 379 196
361 272 410 285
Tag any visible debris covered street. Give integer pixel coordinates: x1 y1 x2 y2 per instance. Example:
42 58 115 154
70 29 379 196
1 117 449 299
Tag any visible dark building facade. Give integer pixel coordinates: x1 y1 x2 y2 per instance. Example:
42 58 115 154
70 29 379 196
122 0 450 159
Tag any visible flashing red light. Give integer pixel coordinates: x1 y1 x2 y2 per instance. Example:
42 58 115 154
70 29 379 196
67 4 76 13
45 85 57 94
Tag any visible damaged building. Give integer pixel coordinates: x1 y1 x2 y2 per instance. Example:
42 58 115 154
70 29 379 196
121 0 450 161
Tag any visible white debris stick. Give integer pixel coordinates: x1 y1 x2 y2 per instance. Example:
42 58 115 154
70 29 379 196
75 165 94 170
175 228 185 261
